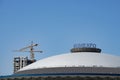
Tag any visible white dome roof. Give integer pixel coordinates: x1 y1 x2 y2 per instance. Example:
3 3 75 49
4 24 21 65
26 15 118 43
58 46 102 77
19 52 120 72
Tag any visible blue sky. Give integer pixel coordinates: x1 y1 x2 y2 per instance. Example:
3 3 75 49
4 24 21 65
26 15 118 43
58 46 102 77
0 0 120 75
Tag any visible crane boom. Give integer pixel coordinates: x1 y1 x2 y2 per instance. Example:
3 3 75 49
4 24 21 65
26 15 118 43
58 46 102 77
14 42 43 61
19 44 38 51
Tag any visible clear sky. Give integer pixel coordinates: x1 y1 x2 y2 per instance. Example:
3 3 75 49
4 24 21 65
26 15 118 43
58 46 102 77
0 0 120 75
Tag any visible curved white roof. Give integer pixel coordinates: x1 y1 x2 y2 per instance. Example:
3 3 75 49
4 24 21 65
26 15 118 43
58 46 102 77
19 52 120 72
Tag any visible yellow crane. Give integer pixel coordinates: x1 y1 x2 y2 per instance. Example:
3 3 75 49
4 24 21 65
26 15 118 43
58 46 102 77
14 41 43 61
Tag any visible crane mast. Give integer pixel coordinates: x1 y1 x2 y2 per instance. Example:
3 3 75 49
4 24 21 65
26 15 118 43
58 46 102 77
29 42 37 61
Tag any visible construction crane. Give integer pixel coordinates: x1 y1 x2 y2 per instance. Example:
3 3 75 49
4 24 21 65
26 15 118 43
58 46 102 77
14 41 43 61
